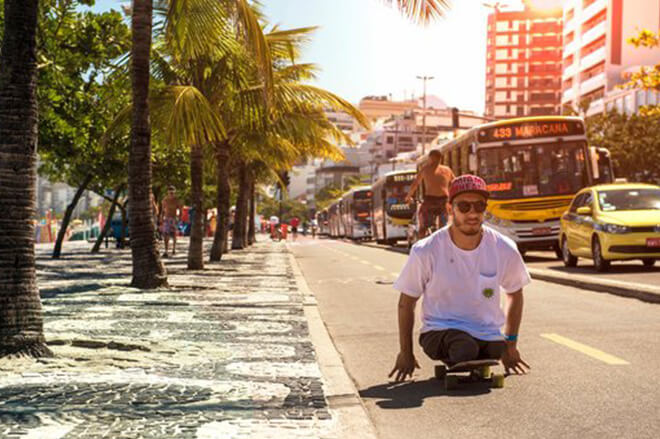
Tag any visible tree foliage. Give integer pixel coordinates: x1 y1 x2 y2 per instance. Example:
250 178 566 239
625 29 660 91
586 110 660 182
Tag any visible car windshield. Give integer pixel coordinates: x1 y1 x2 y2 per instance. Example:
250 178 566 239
597 189 660 211
478 141 589 199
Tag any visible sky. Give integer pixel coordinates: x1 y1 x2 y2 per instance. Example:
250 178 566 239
91 0 528 114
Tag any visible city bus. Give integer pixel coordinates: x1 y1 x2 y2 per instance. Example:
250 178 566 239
340 186 373 240
372 170 416 245
413 116 613 256
316 209 329 235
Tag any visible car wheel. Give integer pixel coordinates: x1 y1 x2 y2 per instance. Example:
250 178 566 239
592 236 610 272
553 242 563 260
642 258 656 268
561 236 578 267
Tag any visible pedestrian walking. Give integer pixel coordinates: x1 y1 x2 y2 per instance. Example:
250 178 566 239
159 185 182 257
390 175 531 381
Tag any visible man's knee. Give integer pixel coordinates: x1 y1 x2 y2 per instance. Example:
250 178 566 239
448 338 479 363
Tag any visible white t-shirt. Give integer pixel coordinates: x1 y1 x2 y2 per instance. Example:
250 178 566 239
393 226 531 341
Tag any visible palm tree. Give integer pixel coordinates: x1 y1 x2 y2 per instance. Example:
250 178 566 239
389 0 449 23
0 0 52 358
128 0 168 288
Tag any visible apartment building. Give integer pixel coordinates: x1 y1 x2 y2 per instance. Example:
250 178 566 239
561 0 660 112
485 2 564 119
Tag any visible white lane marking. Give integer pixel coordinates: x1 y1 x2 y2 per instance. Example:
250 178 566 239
541 333 630 365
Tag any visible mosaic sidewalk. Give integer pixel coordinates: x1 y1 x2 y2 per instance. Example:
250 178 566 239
0 239 336 438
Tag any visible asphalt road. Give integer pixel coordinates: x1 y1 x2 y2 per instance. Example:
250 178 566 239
290 236 660 439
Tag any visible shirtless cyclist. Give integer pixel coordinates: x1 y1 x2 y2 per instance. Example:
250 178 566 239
406 150 455 237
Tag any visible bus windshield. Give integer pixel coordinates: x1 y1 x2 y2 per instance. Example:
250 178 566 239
385 181 414 218
478 141 589 199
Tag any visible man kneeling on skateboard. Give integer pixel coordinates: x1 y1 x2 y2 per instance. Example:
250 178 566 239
390 175 531 382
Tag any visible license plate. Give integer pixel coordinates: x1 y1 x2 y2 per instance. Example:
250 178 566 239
532 227 552 236
647 238 660 247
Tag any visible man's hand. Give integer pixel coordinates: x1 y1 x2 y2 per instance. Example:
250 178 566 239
388 351 420 382
405 195 414 204
501 344 530 375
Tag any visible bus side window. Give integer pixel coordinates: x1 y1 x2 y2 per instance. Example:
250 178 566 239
460 143 470 174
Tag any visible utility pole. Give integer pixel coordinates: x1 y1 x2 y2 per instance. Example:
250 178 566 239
392 117 399 171
416 75 434 155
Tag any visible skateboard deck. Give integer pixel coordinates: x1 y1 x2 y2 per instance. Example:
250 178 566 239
434 359 504 390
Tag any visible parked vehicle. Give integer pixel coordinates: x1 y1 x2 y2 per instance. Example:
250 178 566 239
559 183 660 271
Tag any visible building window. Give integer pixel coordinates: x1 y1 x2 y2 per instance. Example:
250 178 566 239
580 61 605 81
580 36 606 58
566 8 574 21
565 31 574 45
386 136 393 144
582 10 606 34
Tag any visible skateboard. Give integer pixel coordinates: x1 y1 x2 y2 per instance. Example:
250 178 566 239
434 359 505 390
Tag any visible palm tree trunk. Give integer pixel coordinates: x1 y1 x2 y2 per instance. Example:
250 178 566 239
128 0 167 288
232 163 249 250
210 141 231 261
53 173 93 258
91 185 123 254
187 144 204 269
0 0 52 358
248 178 256 246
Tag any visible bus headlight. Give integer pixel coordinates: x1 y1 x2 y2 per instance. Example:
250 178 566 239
485 212 513 228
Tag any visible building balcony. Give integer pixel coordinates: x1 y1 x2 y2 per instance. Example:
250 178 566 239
580 20 606 48
580 46 606 71
563 17 577 35
562 87 575 102
564 39 578 56
586 97 605 116
579 72 606 95
563 63 578 78
581 0 607 25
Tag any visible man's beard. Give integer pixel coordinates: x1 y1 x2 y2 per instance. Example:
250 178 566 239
451 214 482 236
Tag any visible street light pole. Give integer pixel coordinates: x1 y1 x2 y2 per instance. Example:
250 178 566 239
392 117 399 171
416 75 434 155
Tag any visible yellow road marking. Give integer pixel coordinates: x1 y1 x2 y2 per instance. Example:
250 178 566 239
541 333 629 365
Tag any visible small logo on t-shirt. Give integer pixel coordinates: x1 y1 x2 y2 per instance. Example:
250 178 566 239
482 288 494 299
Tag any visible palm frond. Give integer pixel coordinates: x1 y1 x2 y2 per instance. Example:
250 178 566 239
387 0 450 24
151 85 227 146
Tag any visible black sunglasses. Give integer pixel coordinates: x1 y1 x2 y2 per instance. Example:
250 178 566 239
454 200 488 214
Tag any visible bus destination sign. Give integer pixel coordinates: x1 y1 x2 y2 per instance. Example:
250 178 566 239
390 173 415 183
478 120 584 143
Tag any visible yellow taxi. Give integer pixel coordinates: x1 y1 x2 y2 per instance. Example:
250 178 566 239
559 183 660 271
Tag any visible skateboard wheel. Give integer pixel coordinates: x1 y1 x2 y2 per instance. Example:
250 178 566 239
434 365 447 380
444 375 459 390
491 374 505 388
480 366 491 379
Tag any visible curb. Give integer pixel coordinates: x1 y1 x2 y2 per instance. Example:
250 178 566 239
528 267 660 304
288 252 379 439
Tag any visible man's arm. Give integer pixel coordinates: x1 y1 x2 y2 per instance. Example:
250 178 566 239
501 290 530 375
405 168 425 203
388 293 420 381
